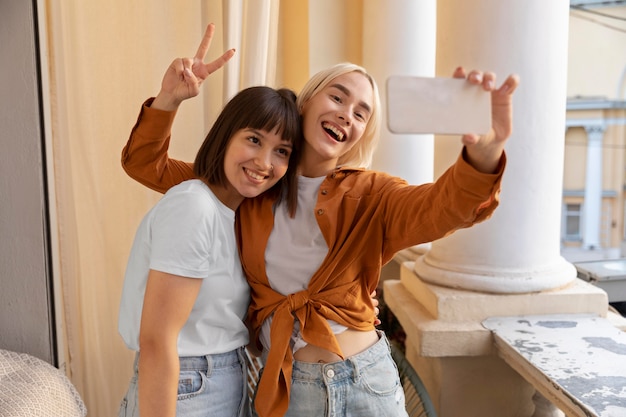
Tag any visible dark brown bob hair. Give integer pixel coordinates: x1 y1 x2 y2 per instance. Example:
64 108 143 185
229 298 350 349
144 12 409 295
193 86 302 215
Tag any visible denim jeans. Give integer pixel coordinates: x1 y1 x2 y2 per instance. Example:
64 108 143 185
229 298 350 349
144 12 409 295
252 331 408 417
119 347 248 417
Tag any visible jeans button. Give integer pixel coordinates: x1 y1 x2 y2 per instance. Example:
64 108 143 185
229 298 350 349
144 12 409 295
326 368 335 378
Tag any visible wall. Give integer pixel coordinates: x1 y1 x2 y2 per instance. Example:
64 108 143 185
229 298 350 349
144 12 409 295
567 5 626 98
0 0 55 363
562 4 626 255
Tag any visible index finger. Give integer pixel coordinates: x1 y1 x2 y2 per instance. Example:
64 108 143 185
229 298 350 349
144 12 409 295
194 23 215 62
498 74 520 95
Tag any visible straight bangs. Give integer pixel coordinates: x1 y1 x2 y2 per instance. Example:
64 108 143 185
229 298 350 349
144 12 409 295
246 89 302 148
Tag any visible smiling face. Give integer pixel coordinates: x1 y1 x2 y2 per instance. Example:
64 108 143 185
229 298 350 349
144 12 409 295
299 71 374 176
193 86 302 210
215 127 292 209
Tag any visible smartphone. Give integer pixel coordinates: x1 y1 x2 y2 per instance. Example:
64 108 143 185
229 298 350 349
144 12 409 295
386 75 491 135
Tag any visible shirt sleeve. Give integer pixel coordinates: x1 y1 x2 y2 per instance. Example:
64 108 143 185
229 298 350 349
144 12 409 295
121 98 196 194
149 189 214 278
378 150 505 257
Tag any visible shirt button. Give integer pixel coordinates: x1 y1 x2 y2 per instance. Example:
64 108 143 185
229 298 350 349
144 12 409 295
321 189 328 195
326 369 335 378
317 209 324 215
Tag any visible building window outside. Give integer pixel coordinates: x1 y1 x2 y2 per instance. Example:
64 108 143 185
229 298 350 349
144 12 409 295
563 203 583 241
562 198 616 248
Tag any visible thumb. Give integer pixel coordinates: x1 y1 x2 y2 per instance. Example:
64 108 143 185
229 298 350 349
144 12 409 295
183 67 197 83
461 134 480 146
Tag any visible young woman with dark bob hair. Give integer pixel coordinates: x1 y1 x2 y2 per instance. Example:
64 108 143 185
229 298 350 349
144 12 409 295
117 34 302 416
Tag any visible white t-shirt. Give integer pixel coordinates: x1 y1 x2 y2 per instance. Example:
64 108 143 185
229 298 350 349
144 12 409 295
261 175 347 354
118 179 250 356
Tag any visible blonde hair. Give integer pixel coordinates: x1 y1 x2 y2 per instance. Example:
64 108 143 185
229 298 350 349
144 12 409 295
296 63 382 168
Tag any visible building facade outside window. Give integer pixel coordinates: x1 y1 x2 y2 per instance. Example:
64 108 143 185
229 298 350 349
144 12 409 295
563 202 583 242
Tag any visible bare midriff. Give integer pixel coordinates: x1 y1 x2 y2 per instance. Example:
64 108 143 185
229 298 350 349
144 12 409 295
293 328 379 363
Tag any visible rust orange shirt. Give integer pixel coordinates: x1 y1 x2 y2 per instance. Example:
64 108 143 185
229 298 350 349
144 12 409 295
122 100 506 417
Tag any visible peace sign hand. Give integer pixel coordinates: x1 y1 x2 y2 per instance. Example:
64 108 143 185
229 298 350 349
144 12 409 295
153 23 235 111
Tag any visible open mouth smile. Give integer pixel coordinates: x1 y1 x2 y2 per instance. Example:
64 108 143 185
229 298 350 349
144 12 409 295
243 167 268 181
322 122 346 142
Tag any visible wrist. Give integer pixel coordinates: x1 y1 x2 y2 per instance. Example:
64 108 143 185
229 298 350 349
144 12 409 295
151 92 181 112
464 144 504 174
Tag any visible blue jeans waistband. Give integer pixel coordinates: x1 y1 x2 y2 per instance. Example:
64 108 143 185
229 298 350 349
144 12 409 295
291 330 390 383
133 347 245 373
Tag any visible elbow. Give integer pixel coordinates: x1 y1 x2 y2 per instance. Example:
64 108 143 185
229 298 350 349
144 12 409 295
138 331 161 356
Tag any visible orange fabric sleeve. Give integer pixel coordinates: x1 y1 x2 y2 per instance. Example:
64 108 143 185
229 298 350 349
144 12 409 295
121 98 195 193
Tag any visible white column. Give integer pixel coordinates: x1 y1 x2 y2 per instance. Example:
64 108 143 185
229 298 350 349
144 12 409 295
221 0 243 100
414 0 577 293
582 125 606 250
239 0 279 88
362 0 437 185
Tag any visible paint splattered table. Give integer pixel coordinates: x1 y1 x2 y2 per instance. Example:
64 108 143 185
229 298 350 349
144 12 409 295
483 314 626 417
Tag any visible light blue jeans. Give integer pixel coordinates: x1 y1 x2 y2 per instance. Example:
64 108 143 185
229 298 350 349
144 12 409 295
119 347 248 417
253 331 408 417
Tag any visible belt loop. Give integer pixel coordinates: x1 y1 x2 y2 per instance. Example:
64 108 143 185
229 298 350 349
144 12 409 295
236 346 246 366
381 330 390 350
348 357 360 383
205 354 214 376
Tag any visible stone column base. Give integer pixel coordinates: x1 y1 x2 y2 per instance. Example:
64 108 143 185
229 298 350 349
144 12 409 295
382 261 612 417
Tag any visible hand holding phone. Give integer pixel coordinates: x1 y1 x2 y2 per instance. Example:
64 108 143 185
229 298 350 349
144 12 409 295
386 75 491 135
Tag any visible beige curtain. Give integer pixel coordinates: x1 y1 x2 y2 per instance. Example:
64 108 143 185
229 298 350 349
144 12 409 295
43 0 364 414
43 1 283 415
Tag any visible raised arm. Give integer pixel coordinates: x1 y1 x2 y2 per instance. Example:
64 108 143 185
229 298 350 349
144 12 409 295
121 23 235 193
121 100 195 193
453 67 520 174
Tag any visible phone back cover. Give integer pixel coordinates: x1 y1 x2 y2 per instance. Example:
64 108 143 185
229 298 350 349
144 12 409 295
386 76 491 135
